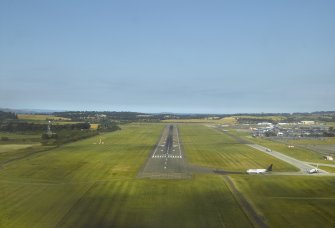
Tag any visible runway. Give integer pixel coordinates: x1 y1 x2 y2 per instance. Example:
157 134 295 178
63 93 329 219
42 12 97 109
138 125 191 179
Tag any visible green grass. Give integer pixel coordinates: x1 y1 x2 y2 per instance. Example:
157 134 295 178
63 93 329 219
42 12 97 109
0 132 41 140
319 166 335 173
231 175 335 228
325 122 335 128
0 124 163 182
0 123 252 228
0 132 41 145
0 175 252 228
1 123 334 227
284 137 335 145
0 144 35 153
0 144 55 166
179 124 298 172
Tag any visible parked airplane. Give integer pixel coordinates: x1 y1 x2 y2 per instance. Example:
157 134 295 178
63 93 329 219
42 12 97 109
246 164 273 174
307 164 319 174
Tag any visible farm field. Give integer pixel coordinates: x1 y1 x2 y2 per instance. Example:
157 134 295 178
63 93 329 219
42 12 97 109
90 123 99 130
179 124 298 172
17 114 70 121
16 114 79 125
231 175 335 227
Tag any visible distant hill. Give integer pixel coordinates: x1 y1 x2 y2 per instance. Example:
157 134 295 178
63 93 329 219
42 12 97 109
0 108 65 114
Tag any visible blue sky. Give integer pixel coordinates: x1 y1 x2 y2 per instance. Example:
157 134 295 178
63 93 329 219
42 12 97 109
1 0 334 113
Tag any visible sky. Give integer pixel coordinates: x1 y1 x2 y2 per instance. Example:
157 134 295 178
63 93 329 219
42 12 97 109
1 0 335 114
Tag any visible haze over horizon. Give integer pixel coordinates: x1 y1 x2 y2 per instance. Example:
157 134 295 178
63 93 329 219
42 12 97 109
1 1 335 114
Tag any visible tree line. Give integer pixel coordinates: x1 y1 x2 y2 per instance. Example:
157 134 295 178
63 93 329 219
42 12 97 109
0 121 90 133
0 111 17 121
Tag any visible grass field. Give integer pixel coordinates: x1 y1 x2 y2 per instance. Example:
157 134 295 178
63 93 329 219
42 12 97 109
0 132 41 140
325 122 335 128
179 124 298 172
319 166 335 173
283 137 335 145
1 123 334 227
0 124 252 228
231 175 335 227
0 132 41 145
0 144 35 153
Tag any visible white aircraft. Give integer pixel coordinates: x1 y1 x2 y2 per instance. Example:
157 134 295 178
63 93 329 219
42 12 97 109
246 164 273 174
307 164 319 174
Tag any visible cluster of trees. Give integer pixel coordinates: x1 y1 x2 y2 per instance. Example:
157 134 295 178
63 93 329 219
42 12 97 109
0 121 90 133
53 111 143 121
98 119 121 132
323 127 335 137
264 131 277 137
40 121 121 145
52 111 335 123
0 111 17 121
0 111 123 146
41 130 99 146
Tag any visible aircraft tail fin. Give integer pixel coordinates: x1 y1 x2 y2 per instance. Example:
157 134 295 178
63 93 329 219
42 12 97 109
267 164 273 172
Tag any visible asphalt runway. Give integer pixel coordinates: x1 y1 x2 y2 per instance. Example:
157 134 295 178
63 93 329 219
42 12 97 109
138 125 191 179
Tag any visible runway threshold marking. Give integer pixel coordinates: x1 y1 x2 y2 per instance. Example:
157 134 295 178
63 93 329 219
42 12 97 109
152 126 169 157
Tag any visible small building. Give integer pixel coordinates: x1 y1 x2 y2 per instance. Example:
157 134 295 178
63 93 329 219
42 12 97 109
257 122 273 126
301 121 315 125
277 132 284 136
277 122 289 125
324 156 333 161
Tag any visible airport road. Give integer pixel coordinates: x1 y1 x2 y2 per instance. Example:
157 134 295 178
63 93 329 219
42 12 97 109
247 144 330 175
138 125 191 179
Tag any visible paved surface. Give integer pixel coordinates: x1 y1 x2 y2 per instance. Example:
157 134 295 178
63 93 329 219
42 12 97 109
138 125 191 179
247 144 331 175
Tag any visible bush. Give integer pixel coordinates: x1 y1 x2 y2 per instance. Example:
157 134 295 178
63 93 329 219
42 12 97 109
41 130 99 146
1 136 9 141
